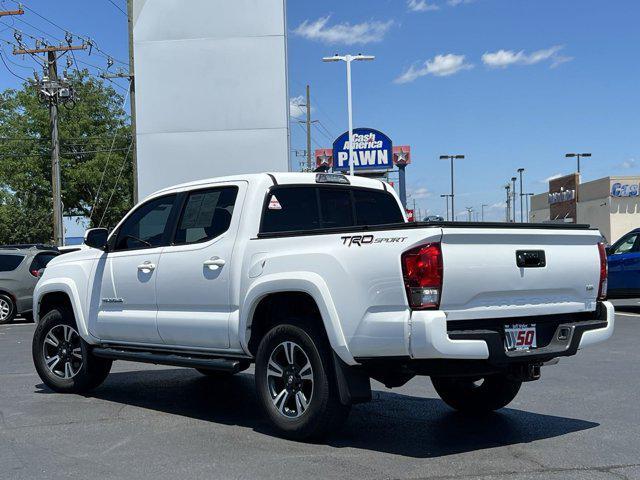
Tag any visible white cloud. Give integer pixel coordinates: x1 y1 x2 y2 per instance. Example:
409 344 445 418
289 96 309 119
482 45 571 69
409 187 431 199
395 54 473 83
293 16 394 45
407 0 440 12
447 0 475 5
621 158 637 169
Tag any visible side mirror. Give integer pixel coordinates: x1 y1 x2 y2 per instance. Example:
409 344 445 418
84 228 109 250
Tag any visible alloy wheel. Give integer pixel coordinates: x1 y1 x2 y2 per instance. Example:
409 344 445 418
266 341 314 418
42 324 83 379
0 297 11 321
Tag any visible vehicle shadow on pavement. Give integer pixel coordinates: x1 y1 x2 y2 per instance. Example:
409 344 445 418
36 368 599 458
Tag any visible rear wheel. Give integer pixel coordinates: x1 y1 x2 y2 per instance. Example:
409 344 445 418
255 323 350 440
0 294 16 325
32 306 112 393
431 374 522 412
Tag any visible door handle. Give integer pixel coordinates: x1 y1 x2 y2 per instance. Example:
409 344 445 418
203 257 226 270
137 261 156 272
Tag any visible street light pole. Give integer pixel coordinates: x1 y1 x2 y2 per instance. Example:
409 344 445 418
440 155 465 220
517 168 525 223
511 177 517 222
565 152 591 174
440 194 450 221
505 184 511 222
481 203 488 222
323 54 375 176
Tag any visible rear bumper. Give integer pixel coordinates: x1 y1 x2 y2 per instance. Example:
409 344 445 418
408 301 614 364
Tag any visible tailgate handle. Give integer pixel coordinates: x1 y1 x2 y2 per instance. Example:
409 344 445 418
516 250 546 268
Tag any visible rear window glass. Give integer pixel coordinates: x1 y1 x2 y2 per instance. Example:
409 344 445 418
30 253 58 271
319 188 353 229
260 186 404 234
0 254 25 272
353 189 404 226
261 187 320 233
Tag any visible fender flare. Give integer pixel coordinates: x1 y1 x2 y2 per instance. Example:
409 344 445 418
33 279 99 344
240 272 356 365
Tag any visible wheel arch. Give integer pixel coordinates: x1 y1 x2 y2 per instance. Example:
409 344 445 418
33 279 95 342
241 273 355 365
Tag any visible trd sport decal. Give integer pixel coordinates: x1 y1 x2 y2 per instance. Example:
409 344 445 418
341 235 407 247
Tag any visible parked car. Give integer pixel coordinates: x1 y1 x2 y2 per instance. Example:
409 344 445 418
423 215 445 222
31 173 613 440
0 245 59 324
607 228 640 298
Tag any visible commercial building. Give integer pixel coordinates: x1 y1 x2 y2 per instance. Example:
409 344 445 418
530 174 640 244
132 0 289 198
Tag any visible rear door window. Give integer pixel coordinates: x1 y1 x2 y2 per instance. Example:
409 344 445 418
261 187 320 233
0 254 25 272
353 189 404 226
173 186 239 244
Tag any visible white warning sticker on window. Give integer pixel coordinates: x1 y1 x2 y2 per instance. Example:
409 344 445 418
268 195 282 210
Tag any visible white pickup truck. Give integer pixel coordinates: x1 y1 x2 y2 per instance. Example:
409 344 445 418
32 172 614 439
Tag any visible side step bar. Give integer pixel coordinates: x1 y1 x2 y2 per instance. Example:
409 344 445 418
92 347 246 373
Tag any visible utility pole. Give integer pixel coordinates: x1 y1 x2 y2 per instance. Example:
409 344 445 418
481 203 488 222
517 168 525 223
127 0 138 203
306 85 312 171
511 177 517 223
294 85 318 172
505 184 511 222
14 42 86 246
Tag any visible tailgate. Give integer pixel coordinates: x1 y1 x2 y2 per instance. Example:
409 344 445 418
439 226 602 320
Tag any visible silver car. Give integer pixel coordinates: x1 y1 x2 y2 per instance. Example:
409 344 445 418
0 246 59 324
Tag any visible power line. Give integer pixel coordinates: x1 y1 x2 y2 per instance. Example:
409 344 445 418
90 88 131 222
0 50 28 80
99 140 133 227
14 1 128 66
105 0 127 16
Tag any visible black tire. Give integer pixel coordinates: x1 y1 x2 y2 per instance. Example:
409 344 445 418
196 360 250 377
255 322 350 440
0 293 16 325
431 374 522 413
32 306 112 393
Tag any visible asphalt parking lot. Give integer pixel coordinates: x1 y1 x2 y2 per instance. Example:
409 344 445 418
1 308 639 480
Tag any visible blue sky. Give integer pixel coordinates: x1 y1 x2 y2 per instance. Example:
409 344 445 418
1 0 639 222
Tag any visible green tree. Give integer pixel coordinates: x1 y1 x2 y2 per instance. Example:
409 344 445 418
0 70 133 244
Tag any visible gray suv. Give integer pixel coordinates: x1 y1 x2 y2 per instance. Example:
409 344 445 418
0 245 59 324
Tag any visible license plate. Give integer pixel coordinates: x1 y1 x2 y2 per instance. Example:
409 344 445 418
504 324 537 351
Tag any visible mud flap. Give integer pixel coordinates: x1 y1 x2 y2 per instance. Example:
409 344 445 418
332 352 371 405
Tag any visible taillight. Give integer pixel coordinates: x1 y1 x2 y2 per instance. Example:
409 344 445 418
597 242 608 300
30 269 40 278
401 242 443 309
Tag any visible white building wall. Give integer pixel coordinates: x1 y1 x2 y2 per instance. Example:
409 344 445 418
577 198 611 243
609 196 640 243
529 208 550 223
133 0 289 198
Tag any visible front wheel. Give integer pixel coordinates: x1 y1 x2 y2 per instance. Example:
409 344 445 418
32 307 112 393
255 323 350 440
431 374 522 412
